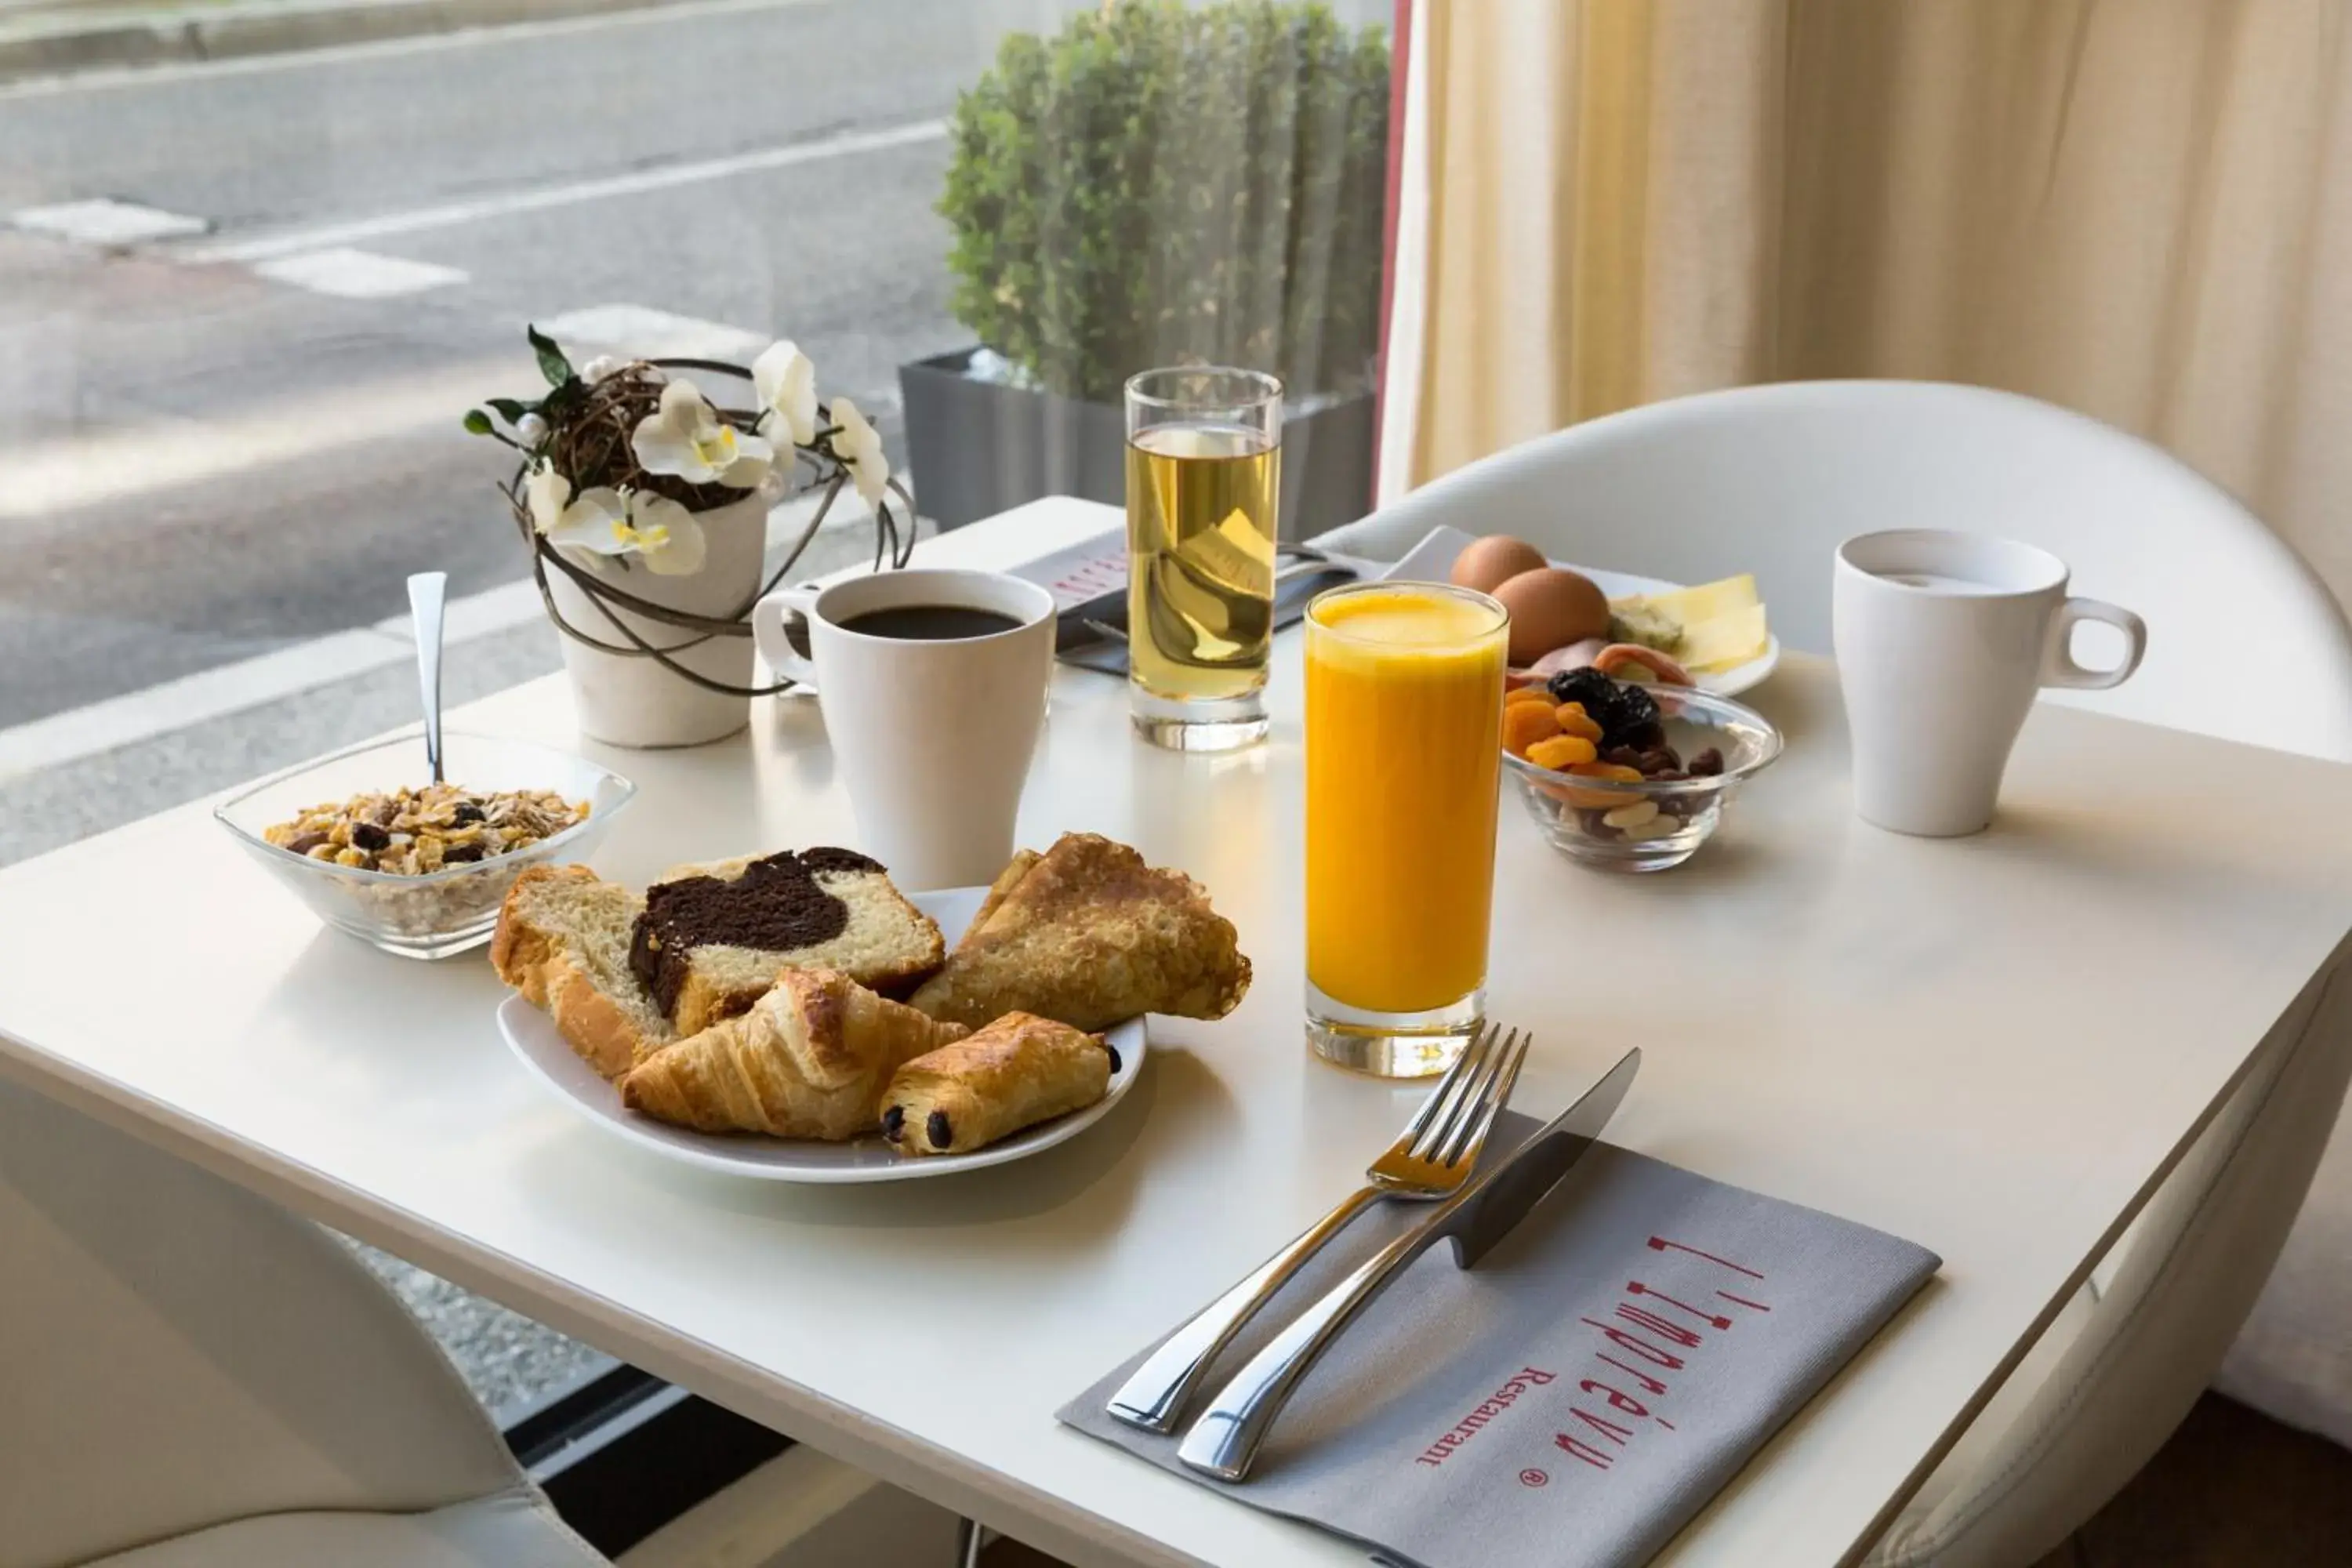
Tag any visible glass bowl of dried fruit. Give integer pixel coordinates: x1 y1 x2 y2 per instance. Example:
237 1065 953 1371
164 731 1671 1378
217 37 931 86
214 731 635 958
1501 670 1782 872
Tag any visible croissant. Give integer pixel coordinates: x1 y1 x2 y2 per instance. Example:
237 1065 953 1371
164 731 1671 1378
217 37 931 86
909 833 1250 1031
881 1012 1113 1156
620 967 967 1140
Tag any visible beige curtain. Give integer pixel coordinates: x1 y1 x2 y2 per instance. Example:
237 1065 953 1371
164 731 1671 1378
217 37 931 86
1395 0 2352 603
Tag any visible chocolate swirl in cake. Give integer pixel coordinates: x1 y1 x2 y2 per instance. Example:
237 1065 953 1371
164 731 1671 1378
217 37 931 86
629 848 883 1016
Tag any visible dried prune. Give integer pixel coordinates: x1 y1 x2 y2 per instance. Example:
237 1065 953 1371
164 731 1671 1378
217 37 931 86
1542 666 1667 750
1690 746 1726 777
1605 681 1661 744
1545 666 1618 713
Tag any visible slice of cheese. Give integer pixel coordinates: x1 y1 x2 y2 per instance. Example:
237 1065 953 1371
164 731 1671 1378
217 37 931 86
1681 603 1770 673
1621 573 1759 626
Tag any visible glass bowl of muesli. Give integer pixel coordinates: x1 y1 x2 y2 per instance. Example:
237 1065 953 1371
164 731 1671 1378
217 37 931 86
214 731 635 959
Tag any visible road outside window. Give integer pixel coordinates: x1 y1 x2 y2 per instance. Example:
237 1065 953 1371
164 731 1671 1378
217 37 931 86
2 0 1389 1424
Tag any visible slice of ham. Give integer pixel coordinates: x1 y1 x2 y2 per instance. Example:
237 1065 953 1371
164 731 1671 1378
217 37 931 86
1592 643 1694 686
1528 639 1611 680
1509 638 1695 689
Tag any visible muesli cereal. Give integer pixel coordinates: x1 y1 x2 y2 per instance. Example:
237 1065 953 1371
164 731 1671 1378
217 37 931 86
263 785 590 875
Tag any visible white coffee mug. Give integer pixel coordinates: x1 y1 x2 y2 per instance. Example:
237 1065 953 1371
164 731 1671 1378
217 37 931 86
1833 530 2147 837
752 568 1056 889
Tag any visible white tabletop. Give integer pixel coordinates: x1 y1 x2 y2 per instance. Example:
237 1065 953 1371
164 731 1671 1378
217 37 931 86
4 499 2350 1568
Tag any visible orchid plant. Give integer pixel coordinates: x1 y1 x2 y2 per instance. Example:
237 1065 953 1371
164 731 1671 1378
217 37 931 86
469 326 910 576
467 326 913 694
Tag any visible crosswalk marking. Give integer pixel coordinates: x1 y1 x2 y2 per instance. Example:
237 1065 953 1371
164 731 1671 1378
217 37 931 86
252 246 469 298
10 197 209 245
535 303 771 364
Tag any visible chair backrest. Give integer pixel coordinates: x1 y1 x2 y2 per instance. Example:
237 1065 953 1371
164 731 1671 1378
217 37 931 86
0 1081 524 1568
1331 380 2352 760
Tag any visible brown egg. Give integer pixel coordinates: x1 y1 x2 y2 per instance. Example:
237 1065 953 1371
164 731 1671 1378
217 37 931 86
1450 535 1549 595
1491 568 1612 665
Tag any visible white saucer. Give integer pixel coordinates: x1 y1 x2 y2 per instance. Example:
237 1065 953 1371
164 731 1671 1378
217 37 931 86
1377 524 1783 697
495 884 1146 1183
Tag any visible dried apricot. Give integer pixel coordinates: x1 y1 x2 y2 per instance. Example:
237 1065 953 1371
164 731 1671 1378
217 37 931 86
1525 734 1599 771
1501 702 1563 757
1504 685 1557 709
1554 703 1605 744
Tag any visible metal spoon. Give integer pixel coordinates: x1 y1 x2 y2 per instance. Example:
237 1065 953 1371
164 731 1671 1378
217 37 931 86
408 572 448 785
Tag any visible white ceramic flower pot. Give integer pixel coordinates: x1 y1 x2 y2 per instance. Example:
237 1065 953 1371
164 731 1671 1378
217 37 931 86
546 485 771 748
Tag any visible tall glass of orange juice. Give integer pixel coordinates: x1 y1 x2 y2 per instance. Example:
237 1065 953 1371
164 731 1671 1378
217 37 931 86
1304 582 1508 1076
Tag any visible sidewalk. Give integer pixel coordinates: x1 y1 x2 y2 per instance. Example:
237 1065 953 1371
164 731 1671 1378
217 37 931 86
0 0 699 82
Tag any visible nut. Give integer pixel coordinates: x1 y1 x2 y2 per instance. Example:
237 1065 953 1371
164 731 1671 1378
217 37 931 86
1602 800 1661 830
263 783 589 877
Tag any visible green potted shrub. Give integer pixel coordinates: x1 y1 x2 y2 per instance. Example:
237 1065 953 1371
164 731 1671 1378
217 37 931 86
902 0 1389 535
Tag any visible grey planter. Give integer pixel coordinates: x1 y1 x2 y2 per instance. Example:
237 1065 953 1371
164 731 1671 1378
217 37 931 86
898 348 1375 539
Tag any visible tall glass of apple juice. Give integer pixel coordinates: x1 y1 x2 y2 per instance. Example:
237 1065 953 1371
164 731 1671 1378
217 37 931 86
1124 366 1282 751
1304 582 1510 1076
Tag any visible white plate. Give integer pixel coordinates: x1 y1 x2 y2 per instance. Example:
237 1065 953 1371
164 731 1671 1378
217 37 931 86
1377 524 1782 697
495 885 1145 1183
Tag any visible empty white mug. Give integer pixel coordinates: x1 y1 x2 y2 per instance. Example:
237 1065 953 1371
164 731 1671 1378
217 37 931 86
752 568 1056 889
1833 530 2147 837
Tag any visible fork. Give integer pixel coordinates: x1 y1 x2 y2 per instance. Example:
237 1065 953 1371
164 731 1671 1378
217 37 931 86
1105 1022 1530 1432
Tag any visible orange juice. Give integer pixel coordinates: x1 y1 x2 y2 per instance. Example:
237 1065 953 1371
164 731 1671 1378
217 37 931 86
1305 584 1508 1046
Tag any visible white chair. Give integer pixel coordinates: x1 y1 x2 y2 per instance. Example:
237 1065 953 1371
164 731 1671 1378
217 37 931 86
0 1076 608 1568
1315 379 2352 1567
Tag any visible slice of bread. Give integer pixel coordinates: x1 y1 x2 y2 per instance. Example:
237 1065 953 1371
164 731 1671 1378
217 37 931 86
630 848 946 1036
492 865 676 1079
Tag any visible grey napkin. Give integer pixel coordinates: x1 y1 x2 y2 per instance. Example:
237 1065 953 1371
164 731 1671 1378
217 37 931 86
1060 1116 1940 1568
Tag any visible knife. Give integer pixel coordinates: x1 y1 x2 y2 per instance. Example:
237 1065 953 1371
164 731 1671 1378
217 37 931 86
1175 1047 1641 1482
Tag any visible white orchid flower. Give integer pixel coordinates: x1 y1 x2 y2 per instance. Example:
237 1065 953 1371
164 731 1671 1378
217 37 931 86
540 485 634 553
625 492 707 576
826 396 890 506
524 459 574 535
632 377 773 488
542 487 707 576
751 339 818 448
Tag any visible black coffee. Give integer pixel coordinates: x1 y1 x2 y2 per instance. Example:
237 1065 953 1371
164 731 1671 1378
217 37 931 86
838 604 1022 641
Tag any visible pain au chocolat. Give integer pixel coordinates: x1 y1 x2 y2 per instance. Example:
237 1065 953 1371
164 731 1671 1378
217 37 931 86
880 1011 1113 1156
